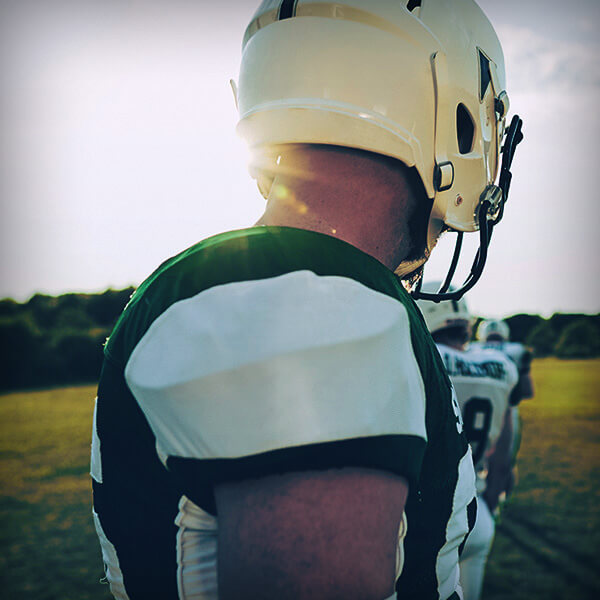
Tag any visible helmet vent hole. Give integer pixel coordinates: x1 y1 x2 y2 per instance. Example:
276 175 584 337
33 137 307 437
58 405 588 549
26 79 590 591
456 104 475 154
278 0 297 20
406 0 422 11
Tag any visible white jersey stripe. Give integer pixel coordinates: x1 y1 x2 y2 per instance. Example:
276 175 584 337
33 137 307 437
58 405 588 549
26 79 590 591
175 496 218 599
125 270 427 462
436 446 476 600
90 398 103 483
92 510 130 600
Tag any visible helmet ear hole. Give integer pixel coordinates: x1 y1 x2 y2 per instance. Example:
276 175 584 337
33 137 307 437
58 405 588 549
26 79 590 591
406 0 422 11
456 104 475 154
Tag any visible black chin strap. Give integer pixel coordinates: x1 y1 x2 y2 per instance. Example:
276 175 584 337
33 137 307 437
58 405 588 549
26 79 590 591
412 115 524 302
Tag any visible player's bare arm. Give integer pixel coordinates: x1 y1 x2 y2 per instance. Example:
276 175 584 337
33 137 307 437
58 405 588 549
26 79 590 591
216 468 408 599
514 371 534 403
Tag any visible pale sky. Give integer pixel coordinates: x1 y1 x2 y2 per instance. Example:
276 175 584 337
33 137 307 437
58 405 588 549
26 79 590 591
1 0 599 318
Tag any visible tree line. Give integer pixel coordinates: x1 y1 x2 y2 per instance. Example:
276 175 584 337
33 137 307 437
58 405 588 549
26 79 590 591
0 288 599 393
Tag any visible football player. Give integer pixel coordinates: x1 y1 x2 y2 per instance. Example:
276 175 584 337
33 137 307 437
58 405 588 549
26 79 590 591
474 319 534 408
91 1 522 598
472 319 535 509
416 286 519 600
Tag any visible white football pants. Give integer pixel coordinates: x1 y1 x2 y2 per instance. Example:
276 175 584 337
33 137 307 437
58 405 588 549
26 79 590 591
459 495 495 600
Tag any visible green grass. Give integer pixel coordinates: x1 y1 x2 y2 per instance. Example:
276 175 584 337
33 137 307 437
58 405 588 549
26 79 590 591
0 386 109 600
0 359 599 599
483 359 600 600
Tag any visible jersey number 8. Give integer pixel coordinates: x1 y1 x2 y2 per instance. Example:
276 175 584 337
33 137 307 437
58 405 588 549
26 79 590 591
462 397 493 466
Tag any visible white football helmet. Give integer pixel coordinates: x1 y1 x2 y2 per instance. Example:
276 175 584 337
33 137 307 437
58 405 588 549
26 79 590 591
235 0 523 296
415 281 471 334
477 318 510 342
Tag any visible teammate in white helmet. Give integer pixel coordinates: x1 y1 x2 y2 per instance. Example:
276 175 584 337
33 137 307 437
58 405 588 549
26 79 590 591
91 1 522 598
416 285 519 600
471 319 535 510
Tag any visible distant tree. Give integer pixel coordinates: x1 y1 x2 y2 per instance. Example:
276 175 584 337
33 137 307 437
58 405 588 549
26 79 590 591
0 298 22 319
1 288 136 391
0 316 42 390
555 319 600 359
87 288 134 326
548 313 584 334
526 321 556 357
52 306 95 332
578 314 600 330
27 294 60 329
52 331 104 382
34 337 67 388
505 314 544 344
57 292 89 310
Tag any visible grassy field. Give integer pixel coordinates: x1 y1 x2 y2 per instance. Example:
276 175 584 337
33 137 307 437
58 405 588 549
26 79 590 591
0 358 598 599
483 358 600 600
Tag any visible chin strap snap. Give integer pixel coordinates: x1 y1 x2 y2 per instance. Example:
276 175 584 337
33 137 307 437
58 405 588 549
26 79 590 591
411 115 523 302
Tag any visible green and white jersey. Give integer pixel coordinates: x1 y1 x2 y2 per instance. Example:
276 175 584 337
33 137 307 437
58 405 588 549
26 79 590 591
470 340 533 407
438 343 518 476
91 226 475 600
469 341 532 375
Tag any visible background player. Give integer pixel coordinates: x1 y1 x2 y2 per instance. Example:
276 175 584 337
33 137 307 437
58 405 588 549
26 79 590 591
416 286 518 600
472 319 535 509
91 1 521 598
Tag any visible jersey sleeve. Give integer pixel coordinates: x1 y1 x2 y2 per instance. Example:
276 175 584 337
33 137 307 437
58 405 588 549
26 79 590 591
502 351 520 392
124 270 428 511
507 342 533 374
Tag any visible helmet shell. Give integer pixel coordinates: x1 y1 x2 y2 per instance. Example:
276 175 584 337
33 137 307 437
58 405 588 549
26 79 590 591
477 319 510 341
236 0 509 274
415 281 471 333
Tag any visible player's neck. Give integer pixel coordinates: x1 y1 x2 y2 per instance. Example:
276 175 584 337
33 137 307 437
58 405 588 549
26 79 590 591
444 341 466 351
433 330 468 351
255 146 419 271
